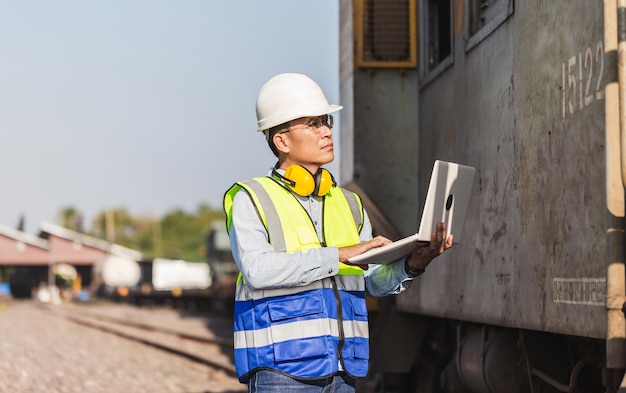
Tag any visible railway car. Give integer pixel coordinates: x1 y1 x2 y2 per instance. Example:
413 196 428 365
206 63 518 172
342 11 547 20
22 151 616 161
95 256 213 311
92 254 142 300
339 1 626 392
133 257 212 310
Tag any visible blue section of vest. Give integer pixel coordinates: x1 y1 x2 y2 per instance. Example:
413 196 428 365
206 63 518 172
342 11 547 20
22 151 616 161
234 288 368 332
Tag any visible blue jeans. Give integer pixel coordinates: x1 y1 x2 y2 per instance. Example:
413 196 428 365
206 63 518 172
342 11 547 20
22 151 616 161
248 370 356 393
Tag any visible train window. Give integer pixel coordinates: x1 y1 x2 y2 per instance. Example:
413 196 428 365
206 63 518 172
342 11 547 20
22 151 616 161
466 0 513 51
420 0 453 84
354 0 418 68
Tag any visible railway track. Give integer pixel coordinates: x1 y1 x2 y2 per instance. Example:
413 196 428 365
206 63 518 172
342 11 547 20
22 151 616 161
39 302 237 378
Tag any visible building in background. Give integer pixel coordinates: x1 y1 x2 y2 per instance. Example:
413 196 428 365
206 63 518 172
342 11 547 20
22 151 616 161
0 222 142 300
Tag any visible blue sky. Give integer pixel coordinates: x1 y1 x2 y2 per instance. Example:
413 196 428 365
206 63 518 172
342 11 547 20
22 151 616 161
0 1 340 233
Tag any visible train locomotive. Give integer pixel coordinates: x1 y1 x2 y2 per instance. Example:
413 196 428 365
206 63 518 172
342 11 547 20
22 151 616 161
338 0 626 392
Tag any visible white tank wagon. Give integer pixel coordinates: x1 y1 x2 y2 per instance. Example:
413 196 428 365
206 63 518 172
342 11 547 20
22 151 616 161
92 255 141 299
131 258 213 311
93 256 213 311
151 258 212 292
339 0 626 391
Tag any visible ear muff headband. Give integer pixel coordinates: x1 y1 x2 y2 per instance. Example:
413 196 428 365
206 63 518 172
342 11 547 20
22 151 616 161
273 165 336 197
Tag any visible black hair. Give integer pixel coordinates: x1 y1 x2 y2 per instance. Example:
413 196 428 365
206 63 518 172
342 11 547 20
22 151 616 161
265 122 289 158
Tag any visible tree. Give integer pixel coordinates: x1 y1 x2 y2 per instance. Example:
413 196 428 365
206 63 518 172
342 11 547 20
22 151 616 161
86 204 224 261
90 207 136 244
57 206 84 232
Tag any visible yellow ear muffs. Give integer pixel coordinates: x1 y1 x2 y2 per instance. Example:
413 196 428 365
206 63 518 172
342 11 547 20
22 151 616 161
274 165 336 197
314 168 334 196
283 165 316 196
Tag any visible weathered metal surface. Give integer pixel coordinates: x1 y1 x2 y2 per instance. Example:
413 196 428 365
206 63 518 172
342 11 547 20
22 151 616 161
341 0 610 338
353 71 421 237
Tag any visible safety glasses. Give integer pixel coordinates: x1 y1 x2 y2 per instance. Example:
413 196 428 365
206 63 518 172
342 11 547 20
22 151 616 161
280 114 334 135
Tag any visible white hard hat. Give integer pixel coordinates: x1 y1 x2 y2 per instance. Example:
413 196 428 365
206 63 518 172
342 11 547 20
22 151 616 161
256 73 343 131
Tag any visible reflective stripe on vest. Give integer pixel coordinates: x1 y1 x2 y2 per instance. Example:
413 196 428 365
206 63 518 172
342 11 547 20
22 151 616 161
223 177 369 381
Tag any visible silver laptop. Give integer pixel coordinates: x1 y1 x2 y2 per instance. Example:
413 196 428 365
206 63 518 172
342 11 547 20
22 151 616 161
347 160 475 265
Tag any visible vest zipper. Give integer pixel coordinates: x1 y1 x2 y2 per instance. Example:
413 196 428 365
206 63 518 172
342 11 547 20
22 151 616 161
294 192 345 364
322 194 345 367
331 276 346 368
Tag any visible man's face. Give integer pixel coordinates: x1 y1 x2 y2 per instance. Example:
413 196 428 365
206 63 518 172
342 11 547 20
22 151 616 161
277 115 334 172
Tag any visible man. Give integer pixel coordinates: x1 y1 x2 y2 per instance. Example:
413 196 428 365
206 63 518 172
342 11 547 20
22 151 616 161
223 73 453 392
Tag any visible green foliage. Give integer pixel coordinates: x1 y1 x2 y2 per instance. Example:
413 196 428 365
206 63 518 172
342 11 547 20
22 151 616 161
57 206 84 232
59 204 225 261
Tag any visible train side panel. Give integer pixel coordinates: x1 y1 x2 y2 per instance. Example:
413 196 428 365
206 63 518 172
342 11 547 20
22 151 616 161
405 0 607 339
341 0 608 340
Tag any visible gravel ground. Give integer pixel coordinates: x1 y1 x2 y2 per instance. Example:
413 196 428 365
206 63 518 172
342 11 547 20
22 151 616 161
0 300 245 393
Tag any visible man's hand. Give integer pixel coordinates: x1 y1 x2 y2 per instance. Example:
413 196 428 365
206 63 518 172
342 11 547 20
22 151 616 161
338 236 392 270
406 221 453 272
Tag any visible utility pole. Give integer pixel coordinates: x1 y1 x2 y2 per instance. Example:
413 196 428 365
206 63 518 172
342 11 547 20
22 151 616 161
105 208 115 243
153 219 163 257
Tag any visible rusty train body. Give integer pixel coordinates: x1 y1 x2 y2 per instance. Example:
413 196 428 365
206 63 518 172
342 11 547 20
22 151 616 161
339 0 626 392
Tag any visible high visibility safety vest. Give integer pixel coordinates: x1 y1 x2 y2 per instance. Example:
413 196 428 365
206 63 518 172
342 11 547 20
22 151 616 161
224 177 369 383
